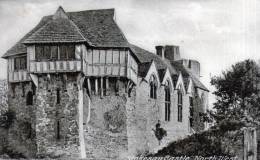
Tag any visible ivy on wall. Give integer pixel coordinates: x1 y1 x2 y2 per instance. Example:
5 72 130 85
103 104 126 133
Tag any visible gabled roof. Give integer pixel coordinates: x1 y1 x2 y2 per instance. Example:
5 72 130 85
130 44 177 77
2 7 128 58
68 9 128 47
138 62 152 77
130 44 209 92
158 69 166 82
23 17 87 44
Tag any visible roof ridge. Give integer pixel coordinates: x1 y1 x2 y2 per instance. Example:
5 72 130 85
67 8 115 14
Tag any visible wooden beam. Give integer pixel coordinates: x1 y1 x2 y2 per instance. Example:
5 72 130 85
105 77 109 95
87 78 91 95
100 77 103 98
95 78 98 95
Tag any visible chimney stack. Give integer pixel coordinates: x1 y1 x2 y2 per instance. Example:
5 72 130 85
155 45 181 61
155 46 164 59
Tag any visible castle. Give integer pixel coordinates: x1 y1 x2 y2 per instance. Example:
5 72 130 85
1 6 209 159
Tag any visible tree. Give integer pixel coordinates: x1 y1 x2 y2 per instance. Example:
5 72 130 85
211 59 260 127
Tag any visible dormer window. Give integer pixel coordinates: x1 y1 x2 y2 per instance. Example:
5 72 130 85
35 44 75 61
150 75 157 99
14 56 27 71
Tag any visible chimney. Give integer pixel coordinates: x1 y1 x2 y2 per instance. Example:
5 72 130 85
164 45 180 61
155 46 164 59
155 45 181 61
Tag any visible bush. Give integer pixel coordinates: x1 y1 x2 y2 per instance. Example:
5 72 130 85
150 126 243 157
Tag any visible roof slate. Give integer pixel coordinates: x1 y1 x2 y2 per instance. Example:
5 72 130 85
68 9 129 47
138 62 152 77
130 44 209 91
2 8 128 58
130 44 177 78
23 18 87 44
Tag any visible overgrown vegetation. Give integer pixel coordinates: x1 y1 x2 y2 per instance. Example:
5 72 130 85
210 59 260 126
152 120 243 157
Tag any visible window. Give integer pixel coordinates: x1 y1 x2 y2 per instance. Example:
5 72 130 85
51 46 58 60
67 45 75 59
189 97 194 127
35 46 44 60
177 90 183 122
22 83 25 97
56 120 61 140
35 45 75 61
11 84 15 98
150 75 157 99
43 46 51 59
190 107 194 127
56 88 60 104
26 91 33 105
14 56 27 70
59 45 67 60
165 80 171 121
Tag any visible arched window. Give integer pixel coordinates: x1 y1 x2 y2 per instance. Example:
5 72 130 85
177 90 183 122
26 91 33 105
165 80 171 121
189 97 194 127
150 75 157 99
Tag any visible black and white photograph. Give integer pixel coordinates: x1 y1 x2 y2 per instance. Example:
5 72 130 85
0 0 259 159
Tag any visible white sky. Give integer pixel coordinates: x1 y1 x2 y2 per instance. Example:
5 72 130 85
0 0 259 107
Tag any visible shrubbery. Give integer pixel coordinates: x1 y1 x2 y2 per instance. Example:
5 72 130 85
151 120 244 157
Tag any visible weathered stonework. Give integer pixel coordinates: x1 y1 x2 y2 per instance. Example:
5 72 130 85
5 73 81 158
7 82 37 157
84 79 129 159
35 73 80 156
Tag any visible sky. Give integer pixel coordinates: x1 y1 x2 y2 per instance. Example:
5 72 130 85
0 0 259 107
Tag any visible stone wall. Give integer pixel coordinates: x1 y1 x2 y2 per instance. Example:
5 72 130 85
35 73 80 157
5 72 208 159
84 78 130 159
0 79 8 154
7 82 37 157
127 77 191 157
